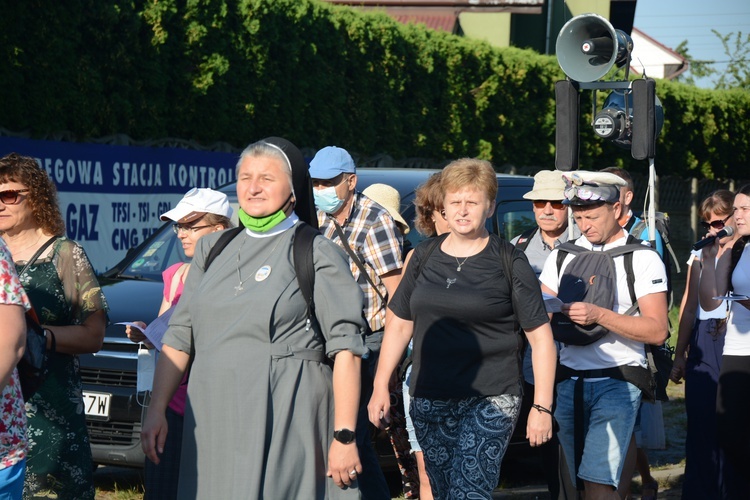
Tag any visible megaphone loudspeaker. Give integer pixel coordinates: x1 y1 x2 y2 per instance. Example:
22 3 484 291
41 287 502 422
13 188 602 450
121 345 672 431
556 13 633 82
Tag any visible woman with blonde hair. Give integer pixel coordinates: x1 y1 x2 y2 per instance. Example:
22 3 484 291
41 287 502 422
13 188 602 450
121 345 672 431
369 158 556 499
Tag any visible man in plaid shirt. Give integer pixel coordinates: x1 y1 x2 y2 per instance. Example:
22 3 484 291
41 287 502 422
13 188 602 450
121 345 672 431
310 146 403 499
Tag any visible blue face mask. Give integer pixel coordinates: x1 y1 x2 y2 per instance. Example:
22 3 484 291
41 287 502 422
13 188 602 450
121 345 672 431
314 186 345 214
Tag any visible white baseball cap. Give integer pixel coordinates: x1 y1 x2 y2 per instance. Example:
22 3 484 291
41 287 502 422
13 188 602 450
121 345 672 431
160 187 233 223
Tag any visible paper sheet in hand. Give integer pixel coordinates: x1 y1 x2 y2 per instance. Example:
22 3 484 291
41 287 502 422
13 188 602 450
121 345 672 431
712 295 749 301
114 322 145 332
142 306 176 351
542 293 564 313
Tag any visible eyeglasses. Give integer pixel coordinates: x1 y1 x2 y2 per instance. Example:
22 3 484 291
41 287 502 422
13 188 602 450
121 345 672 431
0 189 29 205
700 213 732 230
532 200 566 210
564 186 606 203
312 173 350 189
172 224 211 235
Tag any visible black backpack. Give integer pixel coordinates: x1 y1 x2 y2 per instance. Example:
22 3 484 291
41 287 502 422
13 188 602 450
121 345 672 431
204 223 320 325
553 236 673 401
551 236 656 346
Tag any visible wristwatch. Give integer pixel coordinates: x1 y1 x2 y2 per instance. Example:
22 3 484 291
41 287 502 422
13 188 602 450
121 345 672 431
333 428 356 444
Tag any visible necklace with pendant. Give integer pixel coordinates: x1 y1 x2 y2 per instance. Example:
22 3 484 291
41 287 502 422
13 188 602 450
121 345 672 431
451 237 481 272
455 255 470 272
234 232 284 295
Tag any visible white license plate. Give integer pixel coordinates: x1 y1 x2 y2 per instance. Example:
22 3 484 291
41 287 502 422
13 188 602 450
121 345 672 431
83 391 111 418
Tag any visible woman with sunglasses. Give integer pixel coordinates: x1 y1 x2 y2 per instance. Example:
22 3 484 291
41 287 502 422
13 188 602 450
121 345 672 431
125 187 232 500
698 185 750 498
0 153 108 500
671 189 739 499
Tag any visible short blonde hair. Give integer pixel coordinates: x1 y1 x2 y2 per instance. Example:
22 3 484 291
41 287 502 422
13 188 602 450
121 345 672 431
440 158 497 204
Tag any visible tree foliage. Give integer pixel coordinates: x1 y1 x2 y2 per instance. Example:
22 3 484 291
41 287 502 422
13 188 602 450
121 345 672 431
675 31 750 91
0 0 748 179
714 30 750 90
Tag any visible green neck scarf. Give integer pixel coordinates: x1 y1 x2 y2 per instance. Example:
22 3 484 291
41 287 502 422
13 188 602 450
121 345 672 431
238 208 288 233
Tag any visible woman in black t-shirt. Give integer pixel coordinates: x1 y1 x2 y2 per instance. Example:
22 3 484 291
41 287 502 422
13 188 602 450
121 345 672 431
368 159 557 500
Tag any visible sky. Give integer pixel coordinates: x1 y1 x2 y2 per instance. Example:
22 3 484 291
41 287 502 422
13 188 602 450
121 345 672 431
633 0 750 88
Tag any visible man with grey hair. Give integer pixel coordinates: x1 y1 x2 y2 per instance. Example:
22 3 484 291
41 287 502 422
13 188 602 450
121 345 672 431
539 170 668 499
512 169 579 275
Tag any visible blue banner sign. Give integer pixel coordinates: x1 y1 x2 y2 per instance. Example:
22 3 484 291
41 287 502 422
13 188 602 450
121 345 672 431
0 137 239 272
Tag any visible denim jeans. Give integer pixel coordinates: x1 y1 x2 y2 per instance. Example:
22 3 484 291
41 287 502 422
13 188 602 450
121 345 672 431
555 378 641 488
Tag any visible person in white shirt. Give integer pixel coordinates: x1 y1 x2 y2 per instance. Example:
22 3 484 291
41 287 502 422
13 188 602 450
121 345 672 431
539 170 668 500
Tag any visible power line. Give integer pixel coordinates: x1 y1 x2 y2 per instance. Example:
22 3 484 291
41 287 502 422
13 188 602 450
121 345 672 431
637 12 750 19
637 24 749 30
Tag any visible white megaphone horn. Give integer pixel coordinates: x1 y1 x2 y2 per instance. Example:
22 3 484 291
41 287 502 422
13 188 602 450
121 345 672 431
556 13 633 82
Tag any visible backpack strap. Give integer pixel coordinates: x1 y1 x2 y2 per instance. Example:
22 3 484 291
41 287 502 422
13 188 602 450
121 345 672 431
292 222 320 330
331 219 387 304
498 237 520 319
630 216 681 274
397 234 446 381
199 222 320 348
615 235 669 402
555 239 583 276
513 226 538 252
18 236 59 276
412 234 446 280
607 234 659 315
204 227 244 271
500 237 526 385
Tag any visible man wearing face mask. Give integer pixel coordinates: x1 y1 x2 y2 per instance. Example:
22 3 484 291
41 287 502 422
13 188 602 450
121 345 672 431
310 146 403 500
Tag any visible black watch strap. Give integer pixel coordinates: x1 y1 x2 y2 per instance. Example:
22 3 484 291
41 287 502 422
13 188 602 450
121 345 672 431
333 428 356 444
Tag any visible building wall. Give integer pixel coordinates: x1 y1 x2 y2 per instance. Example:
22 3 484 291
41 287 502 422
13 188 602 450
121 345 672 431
459 12 512 47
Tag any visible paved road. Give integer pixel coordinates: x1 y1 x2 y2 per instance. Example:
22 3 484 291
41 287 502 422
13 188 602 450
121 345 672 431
94 462 686 499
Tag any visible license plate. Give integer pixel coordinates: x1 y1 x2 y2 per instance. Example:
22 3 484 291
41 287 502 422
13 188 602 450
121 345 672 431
83 391 111 418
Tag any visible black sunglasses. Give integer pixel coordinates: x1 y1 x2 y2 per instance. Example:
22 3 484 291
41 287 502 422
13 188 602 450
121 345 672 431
0 189 30 205
700 213 733 230
533 200 566 210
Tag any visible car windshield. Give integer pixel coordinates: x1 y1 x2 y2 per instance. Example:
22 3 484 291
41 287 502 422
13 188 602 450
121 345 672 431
118 222 186 281
109 170 533 282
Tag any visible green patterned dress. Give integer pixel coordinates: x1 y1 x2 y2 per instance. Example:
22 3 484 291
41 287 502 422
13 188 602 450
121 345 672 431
16 238 108 500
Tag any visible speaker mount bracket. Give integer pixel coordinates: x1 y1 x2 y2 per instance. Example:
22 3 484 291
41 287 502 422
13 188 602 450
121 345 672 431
577 81 631 90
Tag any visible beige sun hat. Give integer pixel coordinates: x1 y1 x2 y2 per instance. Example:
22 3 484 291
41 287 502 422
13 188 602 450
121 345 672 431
523 170 567 201
362 183 410 235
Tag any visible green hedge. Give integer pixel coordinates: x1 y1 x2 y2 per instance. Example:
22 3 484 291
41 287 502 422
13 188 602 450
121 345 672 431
1 0 748 178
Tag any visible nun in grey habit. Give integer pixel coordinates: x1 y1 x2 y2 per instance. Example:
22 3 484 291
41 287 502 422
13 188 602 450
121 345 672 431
141 137 367 499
